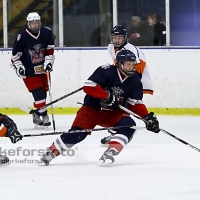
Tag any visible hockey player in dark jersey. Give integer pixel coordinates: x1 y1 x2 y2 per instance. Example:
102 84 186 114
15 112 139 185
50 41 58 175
11 12 55 128
101 25 154 146
0 113 23 165
39 49 160 166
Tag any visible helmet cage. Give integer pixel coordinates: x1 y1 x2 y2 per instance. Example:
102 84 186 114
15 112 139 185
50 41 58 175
26 12 41 33
110 25 128 47
110 34 127 47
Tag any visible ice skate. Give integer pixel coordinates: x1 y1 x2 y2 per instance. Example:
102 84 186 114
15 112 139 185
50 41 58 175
98 148 118 166
38 147 56 166
0 155 10 166
33 112 44 128
42 115 51 128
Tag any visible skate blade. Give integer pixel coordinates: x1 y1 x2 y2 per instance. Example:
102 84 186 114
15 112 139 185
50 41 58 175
34 124 45 129
98 159 113 166
100 143 109 147
36 159 49 166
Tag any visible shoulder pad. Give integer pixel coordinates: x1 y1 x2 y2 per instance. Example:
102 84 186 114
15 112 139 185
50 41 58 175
44 26 52 31
100 63 111 69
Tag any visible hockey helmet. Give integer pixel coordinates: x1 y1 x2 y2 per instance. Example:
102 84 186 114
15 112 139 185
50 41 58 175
116 49 137 77
110 25 128 47
26 12 41 33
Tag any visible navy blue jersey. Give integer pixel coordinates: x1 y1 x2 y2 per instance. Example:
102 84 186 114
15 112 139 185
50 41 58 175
83 64 144 111
12 27 55 76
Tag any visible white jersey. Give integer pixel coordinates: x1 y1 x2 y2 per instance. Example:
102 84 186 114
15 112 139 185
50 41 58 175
108 43 153 95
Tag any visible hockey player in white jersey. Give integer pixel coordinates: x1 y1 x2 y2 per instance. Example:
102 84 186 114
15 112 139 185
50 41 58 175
101 25 154 146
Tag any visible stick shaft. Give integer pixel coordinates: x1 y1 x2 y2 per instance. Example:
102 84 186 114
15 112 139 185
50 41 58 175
29 87 83 114
160 129 200 152
119 105 200 153
47 72 56 131
23 125 145 137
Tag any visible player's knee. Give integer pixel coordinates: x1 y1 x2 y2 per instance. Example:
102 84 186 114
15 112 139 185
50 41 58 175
115 117 136 142
60 127 88 146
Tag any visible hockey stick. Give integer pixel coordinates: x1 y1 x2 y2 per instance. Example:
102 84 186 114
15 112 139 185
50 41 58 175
22 125 145 137
29 87 83 114
47 72 56 131
119 105 200 153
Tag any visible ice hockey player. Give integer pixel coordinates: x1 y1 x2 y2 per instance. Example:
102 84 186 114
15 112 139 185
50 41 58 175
11 12 55 128
39 49 160 166
0 113 23 165
101 24 154 146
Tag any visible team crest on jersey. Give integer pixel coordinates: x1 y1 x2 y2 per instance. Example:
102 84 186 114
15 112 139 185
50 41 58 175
29 44 45 64
105 86 124 98
111 86 124 98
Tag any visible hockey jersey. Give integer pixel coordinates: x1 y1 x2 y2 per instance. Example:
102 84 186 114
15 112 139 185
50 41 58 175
83 64 148 117
107 42 153 95
11 27 55 76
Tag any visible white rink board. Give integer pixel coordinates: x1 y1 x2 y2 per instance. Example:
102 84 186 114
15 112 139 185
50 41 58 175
1 48 200 108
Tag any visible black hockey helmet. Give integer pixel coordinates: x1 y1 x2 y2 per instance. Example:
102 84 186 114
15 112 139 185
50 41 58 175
110 25 128 47
116 49 137 77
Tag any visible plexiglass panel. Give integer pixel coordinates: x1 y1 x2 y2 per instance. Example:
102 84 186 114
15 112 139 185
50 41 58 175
117 0 166 46
63 0 113 47
0 0 3 47
5 0 57 47
170 0 200 46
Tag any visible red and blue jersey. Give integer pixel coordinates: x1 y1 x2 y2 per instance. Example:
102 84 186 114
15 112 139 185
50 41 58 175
83 64 148 117
11 27 55 77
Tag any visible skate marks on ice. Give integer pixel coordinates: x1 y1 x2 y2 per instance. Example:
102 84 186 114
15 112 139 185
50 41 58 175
1 115 200 200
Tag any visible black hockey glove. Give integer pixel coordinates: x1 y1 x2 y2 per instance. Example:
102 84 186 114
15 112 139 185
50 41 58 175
0 114 17 129
101 94 120 110
6 126 23 143
143 112 160 133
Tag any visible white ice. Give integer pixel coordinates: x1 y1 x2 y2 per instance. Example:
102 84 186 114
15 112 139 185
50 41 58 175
0 115 200 200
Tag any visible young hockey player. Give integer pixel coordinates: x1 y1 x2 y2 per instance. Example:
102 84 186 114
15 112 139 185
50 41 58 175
39 49 160 166
0 113 23 165
11 12 55 128
101 24 154 146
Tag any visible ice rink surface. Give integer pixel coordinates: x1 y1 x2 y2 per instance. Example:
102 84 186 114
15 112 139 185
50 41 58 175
0 114 200 200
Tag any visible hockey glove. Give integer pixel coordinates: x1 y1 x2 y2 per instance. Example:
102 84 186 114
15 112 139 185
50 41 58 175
143 112 160 133
12 60 26 79
6 126 23 143
44 55 55 72
0 114 17 129
101 94 120 110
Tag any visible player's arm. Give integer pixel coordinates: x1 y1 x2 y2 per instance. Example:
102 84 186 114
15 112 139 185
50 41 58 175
44 28 55 72
11 33 26 78
127 82 159 133
83 66 110 99
128 46 146 74
45 28 55 56
0 113 23 143
127 100 160 133
0 122 7 137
